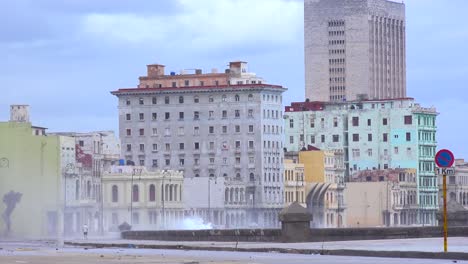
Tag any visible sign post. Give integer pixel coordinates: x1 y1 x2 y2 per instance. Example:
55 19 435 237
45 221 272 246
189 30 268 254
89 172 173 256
435 149 455 253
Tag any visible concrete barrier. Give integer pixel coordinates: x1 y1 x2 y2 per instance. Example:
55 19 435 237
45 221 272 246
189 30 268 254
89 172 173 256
122 226 468 242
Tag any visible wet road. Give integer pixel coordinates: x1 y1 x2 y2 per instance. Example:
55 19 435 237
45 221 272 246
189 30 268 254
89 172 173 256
0 241 465 264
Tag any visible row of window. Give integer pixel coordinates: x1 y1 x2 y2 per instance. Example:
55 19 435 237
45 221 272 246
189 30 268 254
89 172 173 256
262 109 282 119
351 116 412 126
329 67 345 74
328 30 345 36
329 40 345 45
126 109 256 122
328 20 345 27
126 139 257 152
143 79 263 88
127 94 256 106
288 115 412 129
111 184 181 203
289 132 411 145
133 155 257 168
329 49 345 55
351 146 413 158
126 124 256 137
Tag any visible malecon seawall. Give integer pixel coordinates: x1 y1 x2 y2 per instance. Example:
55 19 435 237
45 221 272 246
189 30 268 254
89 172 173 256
122 226 468 242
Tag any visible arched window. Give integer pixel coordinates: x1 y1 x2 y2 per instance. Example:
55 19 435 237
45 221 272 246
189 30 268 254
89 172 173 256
250 173 255 182
149 184 156 202
225 188 229 202
87 181 91 198
75 180 80 200
132 184 139 202
236 173 241 179
222 94 227 102
112 185 118 203
248 94 253 101
179 96 184 104
169 184 174 201
235 94 240 102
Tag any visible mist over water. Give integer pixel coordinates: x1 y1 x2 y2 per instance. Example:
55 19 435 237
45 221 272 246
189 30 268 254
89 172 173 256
177 217 213 230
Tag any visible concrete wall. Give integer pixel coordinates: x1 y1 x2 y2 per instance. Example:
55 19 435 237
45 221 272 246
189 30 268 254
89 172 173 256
122 226 468 243
299 151 325 183
0 122 61 239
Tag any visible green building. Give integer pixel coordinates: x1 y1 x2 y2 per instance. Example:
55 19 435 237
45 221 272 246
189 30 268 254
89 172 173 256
284 98 438 225
0 105 62 238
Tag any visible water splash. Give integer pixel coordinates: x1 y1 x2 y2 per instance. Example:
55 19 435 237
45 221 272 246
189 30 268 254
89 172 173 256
177 217 213 230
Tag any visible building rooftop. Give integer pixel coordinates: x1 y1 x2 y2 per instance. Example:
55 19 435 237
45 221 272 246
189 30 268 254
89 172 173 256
111 83 285 95
285 97 417 112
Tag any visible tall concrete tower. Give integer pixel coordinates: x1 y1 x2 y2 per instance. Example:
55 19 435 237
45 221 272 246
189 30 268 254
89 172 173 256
304 0 406 102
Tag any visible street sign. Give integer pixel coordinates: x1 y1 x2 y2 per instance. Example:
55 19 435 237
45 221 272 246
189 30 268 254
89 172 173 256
435 149 455 168
435 167 455 176
435 149 455 253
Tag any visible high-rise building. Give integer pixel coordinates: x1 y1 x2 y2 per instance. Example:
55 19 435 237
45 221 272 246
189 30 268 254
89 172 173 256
284 98 438 225
112 61 286 227
304 0 406 102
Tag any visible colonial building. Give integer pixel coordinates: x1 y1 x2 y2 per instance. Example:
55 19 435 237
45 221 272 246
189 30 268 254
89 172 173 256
283 159 306 208
440 159 468 209
102 166 184 231
346 168 418 227
112 61 286 227
284 98 438 225
304 0 406 102
287 147 346 228
50 131 121 236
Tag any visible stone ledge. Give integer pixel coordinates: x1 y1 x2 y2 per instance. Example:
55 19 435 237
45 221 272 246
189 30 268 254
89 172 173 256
65 241 468 261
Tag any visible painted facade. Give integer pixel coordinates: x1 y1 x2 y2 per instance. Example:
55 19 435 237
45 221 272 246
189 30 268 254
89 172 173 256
0 105 62 238
283 159 306 208
284 98 438 225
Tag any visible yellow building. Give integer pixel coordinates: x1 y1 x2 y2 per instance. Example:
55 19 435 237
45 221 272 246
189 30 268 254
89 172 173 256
102 166 184 231
283 159 306 208
0 105 62 239
295 147 346 228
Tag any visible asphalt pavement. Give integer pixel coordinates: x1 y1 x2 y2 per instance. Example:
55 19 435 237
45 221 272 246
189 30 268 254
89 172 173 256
0 241 467 264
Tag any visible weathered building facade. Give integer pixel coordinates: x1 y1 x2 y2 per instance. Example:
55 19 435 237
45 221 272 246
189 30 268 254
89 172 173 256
304 0 406 101
112 61 286 227
284 98 438 225
50 131 121 236
0 105 62 238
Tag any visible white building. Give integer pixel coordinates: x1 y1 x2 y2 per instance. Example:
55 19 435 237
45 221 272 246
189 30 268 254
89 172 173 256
112 61 286 227
102 166 184 231
50 131 121 236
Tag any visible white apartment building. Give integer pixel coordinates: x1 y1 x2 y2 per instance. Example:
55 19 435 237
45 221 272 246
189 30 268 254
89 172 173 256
112 61 287 227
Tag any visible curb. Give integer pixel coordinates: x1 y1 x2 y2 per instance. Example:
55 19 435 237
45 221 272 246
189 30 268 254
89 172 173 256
65 241 468 260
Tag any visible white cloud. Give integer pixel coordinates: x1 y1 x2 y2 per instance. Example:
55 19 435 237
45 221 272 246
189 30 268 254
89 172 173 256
80 0 302 50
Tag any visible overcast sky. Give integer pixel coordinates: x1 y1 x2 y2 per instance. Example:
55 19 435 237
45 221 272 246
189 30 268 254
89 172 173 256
1 0 467 159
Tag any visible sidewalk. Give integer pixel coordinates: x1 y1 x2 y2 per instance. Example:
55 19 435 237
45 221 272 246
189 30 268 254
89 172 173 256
66 237 468 260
